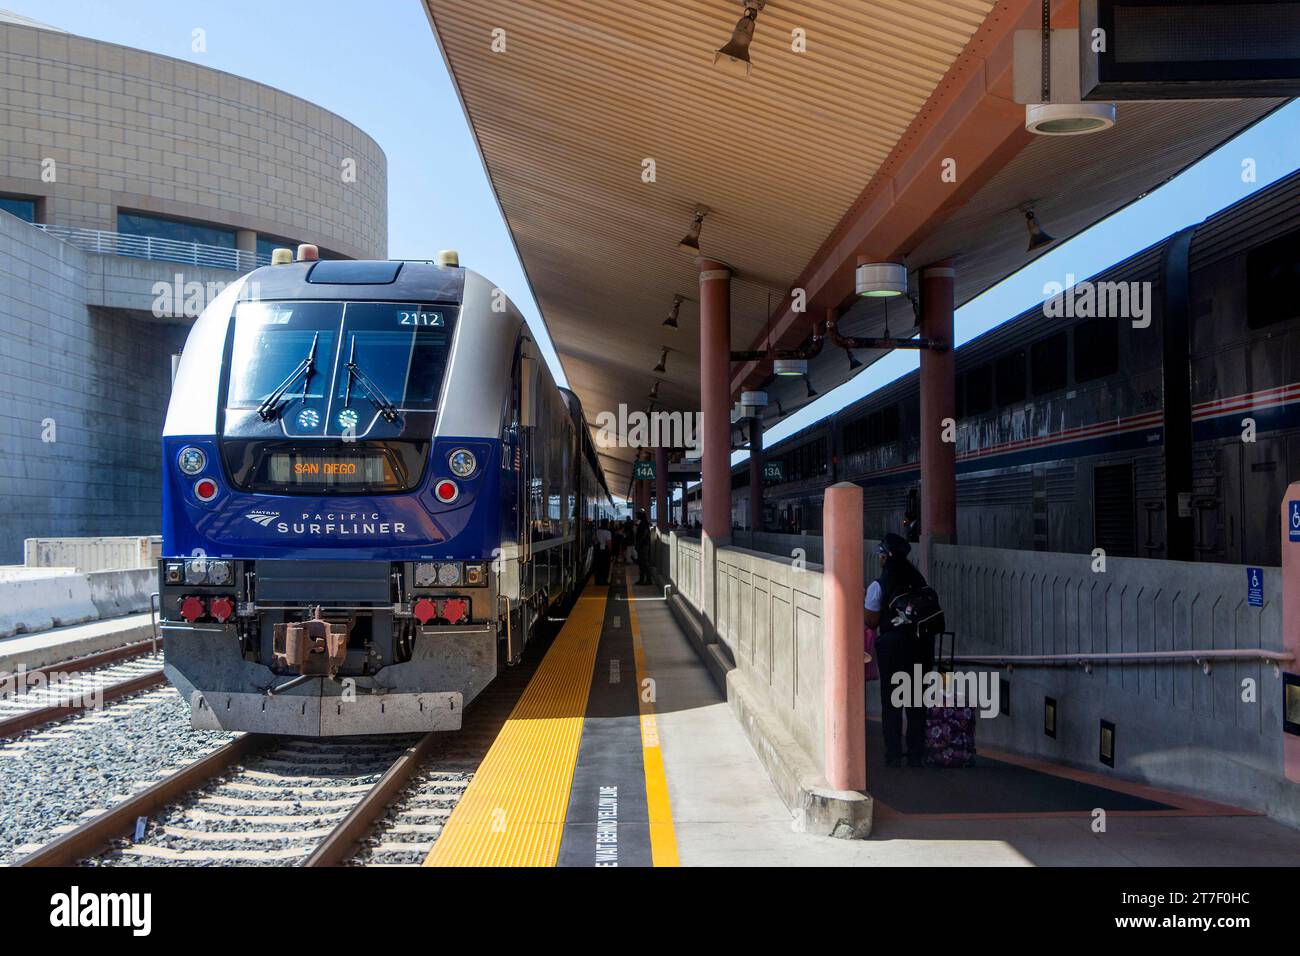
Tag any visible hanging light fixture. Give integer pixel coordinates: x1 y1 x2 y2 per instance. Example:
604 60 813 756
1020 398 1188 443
856 259 908 298
773 357 807 377
678 205 709 255
1024 206 1055 252
653 346 670 374
714 0 765 77
648 380 661 401
845 348 862 372
664 294 685 329
803 374 818 399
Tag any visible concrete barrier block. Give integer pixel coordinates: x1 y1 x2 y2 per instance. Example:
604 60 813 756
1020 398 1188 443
86 568 155 618
0 570 100 638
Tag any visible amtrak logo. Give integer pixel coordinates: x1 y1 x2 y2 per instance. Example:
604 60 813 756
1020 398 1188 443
242 509 406 536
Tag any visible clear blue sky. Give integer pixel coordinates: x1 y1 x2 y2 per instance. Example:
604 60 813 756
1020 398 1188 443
15 0 1300 468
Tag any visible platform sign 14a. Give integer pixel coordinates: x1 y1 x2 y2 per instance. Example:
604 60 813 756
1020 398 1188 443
633 460 655 481
1248 567 1264 608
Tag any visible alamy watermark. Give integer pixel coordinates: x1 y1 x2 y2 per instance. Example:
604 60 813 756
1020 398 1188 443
1042 274 1152 328
890 666 999 718
594 404 702 450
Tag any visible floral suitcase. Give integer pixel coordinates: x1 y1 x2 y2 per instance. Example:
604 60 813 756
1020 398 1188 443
924 632 976 767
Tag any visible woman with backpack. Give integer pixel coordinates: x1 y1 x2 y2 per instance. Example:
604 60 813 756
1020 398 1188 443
864 533 935 768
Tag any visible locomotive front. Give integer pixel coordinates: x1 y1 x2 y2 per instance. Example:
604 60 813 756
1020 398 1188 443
159 254 519 735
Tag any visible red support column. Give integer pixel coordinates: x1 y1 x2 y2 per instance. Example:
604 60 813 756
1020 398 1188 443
824 482 866 791
655 445 669 531
748 418 764 532
699 260 732 544
919 262 957 570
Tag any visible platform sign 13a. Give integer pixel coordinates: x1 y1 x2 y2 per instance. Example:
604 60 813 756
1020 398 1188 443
1248 567 1264 608
1290 500 1300 542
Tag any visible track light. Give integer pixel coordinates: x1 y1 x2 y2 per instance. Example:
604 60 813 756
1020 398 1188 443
648 380 661 401
845 348 862 372
653 347 670 374
678 205 709 256
773 358 807 377
664 294 684 329
1025 206 1055 252
804 374 817 399
855 260 908 298
714 0 765 77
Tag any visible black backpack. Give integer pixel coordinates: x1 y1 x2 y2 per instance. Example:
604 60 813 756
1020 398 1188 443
889 585 945 638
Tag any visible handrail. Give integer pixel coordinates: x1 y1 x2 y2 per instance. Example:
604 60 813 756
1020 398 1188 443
954 648 1294 676
32 224 271 272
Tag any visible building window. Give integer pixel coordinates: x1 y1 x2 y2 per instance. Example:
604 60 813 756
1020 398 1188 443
0 195 38 223
257 234 298 261
117 210 236 248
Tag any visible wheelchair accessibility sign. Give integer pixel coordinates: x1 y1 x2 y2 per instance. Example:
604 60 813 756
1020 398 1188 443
1291 501 1300 542
1247 567 1264 608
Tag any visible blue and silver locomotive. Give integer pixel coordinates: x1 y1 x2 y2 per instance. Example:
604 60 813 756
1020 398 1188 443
159 250 612 735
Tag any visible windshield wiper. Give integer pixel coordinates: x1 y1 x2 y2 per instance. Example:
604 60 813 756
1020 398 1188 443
343 335 399 424
257 331 319 422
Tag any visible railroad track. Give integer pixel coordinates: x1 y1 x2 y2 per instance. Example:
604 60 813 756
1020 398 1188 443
0 640 167 739
16 614 554 868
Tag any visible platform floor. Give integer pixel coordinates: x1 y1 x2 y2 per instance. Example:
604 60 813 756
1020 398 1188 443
429 567 1300 866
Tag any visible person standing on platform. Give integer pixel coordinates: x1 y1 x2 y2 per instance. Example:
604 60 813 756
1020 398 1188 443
864 532 932 767
634 511 653 585
594 520 612 585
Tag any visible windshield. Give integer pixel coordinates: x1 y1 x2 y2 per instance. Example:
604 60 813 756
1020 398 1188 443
226 300 457 437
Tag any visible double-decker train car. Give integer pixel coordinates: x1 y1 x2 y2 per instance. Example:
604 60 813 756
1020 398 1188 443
159 251 612 736
717 169 1300 568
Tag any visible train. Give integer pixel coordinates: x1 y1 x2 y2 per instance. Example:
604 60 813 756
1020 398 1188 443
159 249 613 736
704 168 1300 570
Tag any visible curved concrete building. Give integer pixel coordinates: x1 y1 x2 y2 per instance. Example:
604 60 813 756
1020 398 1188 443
0 11 388 562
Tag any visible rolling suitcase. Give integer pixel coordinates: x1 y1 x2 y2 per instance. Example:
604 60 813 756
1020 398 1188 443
924 631 976 768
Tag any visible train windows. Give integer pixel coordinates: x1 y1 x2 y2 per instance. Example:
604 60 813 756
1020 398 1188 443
1073 318 1119 382
880 405 900 444
966 363 994 415
227 302 343 411
335 303 456 413
995 349 1027 405
0 194 38 223
1030 332 1068 395
1247 228 1300 329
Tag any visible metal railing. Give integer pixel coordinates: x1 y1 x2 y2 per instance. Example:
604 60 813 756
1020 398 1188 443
954 648 1294 677
33 224 271 272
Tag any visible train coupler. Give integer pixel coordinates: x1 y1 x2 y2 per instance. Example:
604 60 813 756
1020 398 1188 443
272 606 349 677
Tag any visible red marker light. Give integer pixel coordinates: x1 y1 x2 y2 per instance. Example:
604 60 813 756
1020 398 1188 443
434 479 459 503
179 596 205 622
208 596 234 622
194 478 219 502
413 598 438 625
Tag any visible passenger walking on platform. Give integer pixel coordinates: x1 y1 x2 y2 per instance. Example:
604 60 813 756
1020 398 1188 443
634 511 653 585
594 520 612 585
864 533 933 767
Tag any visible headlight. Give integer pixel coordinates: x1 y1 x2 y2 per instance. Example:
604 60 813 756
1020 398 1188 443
413 562 437 588
184 558 209 585
437 562 462 586
178 446 206 475
448 448 477 477
207 560 233 586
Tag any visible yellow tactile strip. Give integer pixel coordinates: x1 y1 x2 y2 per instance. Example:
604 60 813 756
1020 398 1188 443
423 584 606 866
624 570 679 867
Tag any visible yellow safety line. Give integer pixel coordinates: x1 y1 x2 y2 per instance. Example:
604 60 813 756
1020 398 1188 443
423 583 606 867
624 569 680 867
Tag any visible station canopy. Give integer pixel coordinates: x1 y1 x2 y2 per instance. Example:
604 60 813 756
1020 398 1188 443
422 0 1282 490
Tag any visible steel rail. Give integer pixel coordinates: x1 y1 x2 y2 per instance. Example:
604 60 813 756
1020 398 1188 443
16 734 270 866
0 663 168 739
302 731 443 867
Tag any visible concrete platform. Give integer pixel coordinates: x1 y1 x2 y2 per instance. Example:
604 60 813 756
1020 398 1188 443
629 577 1300 866
0 612 155 672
